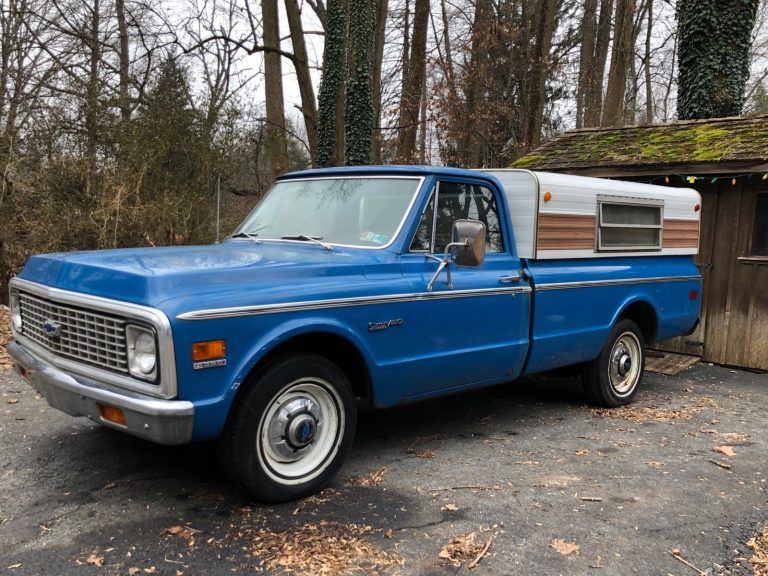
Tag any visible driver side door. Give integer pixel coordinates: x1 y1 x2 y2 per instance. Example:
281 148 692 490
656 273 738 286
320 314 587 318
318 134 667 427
400 179 531 397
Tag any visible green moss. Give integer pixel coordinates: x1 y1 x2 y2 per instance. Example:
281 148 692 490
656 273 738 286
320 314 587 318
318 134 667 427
513 117 768 170
512 154 544 168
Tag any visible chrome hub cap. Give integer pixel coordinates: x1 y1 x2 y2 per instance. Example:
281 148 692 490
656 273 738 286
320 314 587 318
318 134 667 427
608 332 642 397
259 379 343 484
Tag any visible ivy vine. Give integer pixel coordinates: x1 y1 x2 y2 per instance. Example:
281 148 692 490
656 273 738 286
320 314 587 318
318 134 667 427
677 0 759 120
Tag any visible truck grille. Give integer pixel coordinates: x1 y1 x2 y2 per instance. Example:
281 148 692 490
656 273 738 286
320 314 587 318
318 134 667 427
18 291 129 373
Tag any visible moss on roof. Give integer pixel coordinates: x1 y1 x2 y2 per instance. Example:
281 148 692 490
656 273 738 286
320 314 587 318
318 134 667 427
513 115 768 172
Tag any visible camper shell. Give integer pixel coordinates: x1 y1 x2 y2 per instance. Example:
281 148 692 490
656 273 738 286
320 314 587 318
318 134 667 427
483 169 701 260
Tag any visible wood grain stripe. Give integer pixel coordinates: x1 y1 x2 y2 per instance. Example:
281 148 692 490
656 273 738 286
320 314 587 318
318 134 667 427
537 213 596 250
663 218 699 249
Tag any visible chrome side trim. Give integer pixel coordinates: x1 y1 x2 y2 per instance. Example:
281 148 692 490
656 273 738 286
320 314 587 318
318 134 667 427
9 277 178 399
535 275 701 291
177 286 533 320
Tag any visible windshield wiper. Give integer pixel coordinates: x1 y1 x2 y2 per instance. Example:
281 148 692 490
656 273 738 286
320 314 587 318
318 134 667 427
230 232 261 244
281 234 334 251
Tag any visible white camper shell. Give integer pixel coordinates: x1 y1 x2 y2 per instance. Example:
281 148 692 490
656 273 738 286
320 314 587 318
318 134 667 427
481 170 702 260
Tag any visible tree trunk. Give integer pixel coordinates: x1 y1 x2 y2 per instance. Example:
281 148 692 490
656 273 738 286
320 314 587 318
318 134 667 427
602 0 636 126
115 0 131 122
576 0 598 129
458 0 491 166
315 0 347 167
261 0 287 179
345 0 375 165
285 0 318 158
644 0 653 124
522 0 559 151
371 0 388 163
677 0 759 120
584 0 613 127
86 0 101 196
395 0 429 162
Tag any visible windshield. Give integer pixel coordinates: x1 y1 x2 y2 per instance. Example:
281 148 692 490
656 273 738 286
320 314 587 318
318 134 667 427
234 177 422 248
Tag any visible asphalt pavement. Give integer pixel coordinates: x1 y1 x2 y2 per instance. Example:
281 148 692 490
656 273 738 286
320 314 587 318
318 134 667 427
1 363 766 575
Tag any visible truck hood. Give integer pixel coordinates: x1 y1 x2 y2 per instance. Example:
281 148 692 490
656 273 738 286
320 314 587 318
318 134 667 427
17 241 391 309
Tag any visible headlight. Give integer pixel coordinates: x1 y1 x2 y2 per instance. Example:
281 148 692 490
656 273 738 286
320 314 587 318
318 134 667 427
126 325 158 381
9 291 22 332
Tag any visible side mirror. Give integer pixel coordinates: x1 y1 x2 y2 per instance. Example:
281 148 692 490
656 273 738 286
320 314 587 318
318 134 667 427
451 219 486 267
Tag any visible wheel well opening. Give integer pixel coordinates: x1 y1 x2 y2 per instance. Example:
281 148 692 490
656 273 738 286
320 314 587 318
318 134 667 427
252 333 372 403
619 301 657 345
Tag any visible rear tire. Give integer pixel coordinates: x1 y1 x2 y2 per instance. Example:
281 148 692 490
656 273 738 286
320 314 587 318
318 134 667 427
583 319 645 407
220 353 357 502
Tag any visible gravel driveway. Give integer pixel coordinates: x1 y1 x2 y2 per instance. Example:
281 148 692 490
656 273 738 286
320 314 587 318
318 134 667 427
1 362 766 575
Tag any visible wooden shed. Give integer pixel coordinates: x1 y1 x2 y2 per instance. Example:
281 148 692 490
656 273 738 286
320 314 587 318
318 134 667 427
514 115 768 372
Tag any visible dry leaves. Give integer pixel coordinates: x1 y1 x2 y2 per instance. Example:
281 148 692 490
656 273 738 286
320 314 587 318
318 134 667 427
748 525 768 576
412 449 434 459
0 307 11 372
6 398 18 404
438 533 489 567
166 525 196 547
550 539 580 556
721 432 750 443
714 446 736 457
128 568 141 575
575 449 589 457
348 467 387 487
592 404 697 422
441 503 458 511
252 521 402 575
86 553 104 567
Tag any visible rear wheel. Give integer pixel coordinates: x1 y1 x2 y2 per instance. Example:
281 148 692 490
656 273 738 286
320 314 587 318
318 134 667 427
583 319 645 407
220 353 356 502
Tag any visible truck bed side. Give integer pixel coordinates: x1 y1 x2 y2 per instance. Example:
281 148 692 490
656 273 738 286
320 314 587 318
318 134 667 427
523 256 701 375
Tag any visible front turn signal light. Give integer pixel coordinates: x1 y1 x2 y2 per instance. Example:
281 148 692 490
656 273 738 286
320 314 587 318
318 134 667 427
98 404 127 426
192 340 227 362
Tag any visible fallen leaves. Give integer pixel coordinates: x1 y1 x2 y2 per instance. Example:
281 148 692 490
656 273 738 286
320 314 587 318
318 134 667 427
438 532 491 568
165 525 196 547
592 405 693 422
550 539 579 556
348 467 387 487
748 525 768 576
252 521 403 575
6 398 18 404
575 449 589 457
441 503 458 511
0 307 11 371
721 432 750 443
86 553 104 567
714 445 736 457
411 449 434 459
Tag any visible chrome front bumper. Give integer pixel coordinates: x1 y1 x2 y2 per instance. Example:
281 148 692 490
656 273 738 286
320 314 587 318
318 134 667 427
8 341 194 445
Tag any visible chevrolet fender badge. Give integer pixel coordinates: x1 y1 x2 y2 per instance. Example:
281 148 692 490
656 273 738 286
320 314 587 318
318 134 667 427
368 319 404 332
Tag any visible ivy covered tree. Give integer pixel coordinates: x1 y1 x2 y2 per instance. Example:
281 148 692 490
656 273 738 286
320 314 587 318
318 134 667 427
677 0 759 120
344 0 375 165
315 0 347 167
315 0 376 167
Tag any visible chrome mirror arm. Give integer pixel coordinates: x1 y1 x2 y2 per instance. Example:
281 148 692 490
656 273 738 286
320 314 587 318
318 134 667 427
425 240 470 292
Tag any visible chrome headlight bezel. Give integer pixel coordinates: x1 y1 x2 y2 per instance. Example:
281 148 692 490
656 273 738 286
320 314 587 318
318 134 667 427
9 290 22 332
126 324 158 382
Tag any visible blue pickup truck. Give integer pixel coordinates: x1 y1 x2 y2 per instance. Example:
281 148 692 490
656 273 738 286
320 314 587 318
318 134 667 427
7 166 701 501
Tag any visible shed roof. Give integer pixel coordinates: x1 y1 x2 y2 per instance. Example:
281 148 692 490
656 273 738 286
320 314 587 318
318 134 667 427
513 115 768 177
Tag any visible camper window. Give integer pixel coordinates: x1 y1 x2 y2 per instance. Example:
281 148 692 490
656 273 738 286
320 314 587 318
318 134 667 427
597 195 663 251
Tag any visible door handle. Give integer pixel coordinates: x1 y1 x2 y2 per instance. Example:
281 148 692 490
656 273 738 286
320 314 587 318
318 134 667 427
499 274 521 284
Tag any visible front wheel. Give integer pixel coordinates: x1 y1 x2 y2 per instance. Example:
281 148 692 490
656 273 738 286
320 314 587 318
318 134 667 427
583 319 645 407
220 354 357 502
